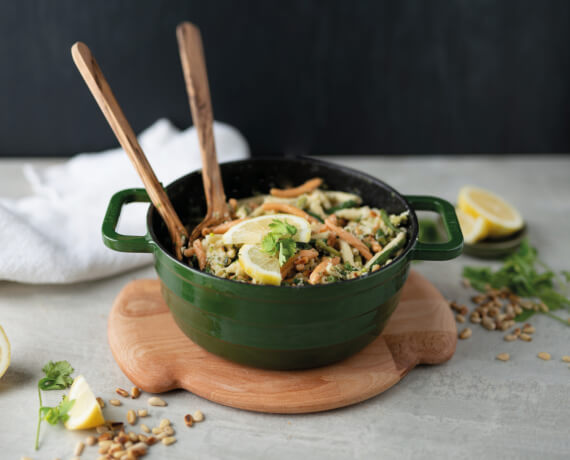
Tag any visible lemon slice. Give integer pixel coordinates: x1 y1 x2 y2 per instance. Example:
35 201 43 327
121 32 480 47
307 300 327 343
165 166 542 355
64 375 105 430
456 207 489 244
458 186 523 238
0 325 10 379
223 214 311 245
239 244 282 285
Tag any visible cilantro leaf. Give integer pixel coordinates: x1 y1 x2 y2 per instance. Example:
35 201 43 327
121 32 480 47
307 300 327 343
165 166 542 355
39 361 74 390
261 219 298 266
40 395 75 426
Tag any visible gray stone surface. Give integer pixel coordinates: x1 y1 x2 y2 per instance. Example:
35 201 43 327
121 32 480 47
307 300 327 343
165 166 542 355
1 156 569 459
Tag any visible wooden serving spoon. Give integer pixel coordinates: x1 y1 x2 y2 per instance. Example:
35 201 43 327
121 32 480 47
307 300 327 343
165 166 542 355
71 42 188 260
176 22 231 243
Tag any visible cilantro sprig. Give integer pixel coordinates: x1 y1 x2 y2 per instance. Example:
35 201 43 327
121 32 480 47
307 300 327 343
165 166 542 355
261 219 298 266
463 239 570 325
35 361 75 450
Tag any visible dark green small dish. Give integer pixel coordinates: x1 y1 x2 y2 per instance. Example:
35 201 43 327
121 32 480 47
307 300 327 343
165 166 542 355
102 158 463 370
462 225 527 259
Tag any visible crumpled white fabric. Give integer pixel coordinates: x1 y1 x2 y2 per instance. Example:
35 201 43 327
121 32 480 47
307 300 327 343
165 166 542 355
0 119 249 284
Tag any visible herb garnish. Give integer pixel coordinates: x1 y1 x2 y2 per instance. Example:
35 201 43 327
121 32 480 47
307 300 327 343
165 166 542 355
463 239 570 325
35 360 75 450
261 219 298 266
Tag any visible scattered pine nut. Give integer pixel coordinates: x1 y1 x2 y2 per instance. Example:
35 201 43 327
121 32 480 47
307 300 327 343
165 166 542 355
138 434 148 443
456 314 465 323
159 418 171 429
128 442 148 456
96 425 109 434
152 427 161 435
482 317 496 331
96 397 105 408
504 334 517 342
519 333 532 342
162 436 177 446
184 414 194 427
137 409 148 417
126 410 137 425
148 396 167 407
537 352 551 361
496 353 510 362
86 435 97 446
562 356 570 363
162 426 175 436
109 399 122 406
141 424 150 434
130 386 141 399
115 387 129 398
193 410 205 422
459 327 472 340
522 325 535 334
157 431 169 440
145 436 158 446
74 441 85 456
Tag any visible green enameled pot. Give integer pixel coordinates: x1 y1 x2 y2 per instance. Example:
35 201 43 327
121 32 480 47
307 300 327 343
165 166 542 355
102 158 463 370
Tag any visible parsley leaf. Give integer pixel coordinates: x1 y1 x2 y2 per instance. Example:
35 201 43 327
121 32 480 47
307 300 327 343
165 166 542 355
463 238 569 326
261 219 298 266
36 360 75 450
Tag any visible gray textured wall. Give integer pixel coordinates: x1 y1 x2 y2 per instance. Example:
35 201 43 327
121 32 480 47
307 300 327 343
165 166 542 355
1 0 569 156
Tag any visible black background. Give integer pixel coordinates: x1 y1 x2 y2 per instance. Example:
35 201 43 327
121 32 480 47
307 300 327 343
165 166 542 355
1 0 569 157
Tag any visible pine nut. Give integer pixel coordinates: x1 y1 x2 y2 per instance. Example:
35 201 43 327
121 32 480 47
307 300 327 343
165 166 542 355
184 414 194 427
159 418 171 429
162 436 177 446
126 410 137 425
482 317 496 330
157 431 169 440
459 327 472 340
504 334 517 342
124 440 133 448
496 353 510 362
162 426 174 436
562 356 570 363
141 423 150 433
98 432 113 442
116 434 128 444
96 397 105 408
96 425 109 434
109 399 122 406
193 410 204 422
138 434 148 442
130 387 141 399
137 409 148 417
537 352 551 361
148 396 167 407
455 314 465 323
128 442 148 456
469 312 481 324
128 432 138 442
519 333 532 342
152 427 161 435
522 325 535 334
116 387 129 398
145 436 158 446
86 435 97 446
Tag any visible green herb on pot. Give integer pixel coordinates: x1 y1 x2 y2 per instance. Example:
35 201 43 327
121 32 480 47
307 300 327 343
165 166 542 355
261 219 298 266
325 200 358 214
463 238 570 325
315 239 341 257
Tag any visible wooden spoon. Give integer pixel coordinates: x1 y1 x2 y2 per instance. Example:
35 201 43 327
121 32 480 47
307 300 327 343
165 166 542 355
71 42 188 260
176 22 231 243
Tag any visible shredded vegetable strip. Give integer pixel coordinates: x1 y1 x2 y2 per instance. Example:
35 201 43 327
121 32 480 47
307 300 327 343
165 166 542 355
202 218 246 236
325 217 373 261
261 202 318 222
309 256 340 285
193 239 207 270
270 178 323 198
281 249 319 278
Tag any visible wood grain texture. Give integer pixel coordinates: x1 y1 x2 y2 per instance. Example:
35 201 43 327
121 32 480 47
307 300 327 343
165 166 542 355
176 22 229 241
108 270 456 413
71 42 188 259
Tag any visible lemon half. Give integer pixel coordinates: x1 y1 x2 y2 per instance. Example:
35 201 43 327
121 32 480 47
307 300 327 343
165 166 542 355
458 186 523 238
223 214 311 245
0 325 10 379
455 207 489 244
238 244 282 285
64 375 105 430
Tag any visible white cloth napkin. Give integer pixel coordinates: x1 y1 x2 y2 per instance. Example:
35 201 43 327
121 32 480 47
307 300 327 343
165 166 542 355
0 119 249 284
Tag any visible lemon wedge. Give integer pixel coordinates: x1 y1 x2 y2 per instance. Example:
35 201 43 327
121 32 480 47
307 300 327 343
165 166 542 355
0 325 10 379
239 244 282 285
458 186 523 238
64 375 105 430
223 214 311 245
455 207 489 244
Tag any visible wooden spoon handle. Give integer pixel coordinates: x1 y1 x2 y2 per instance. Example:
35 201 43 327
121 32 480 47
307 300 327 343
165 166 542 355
71 42 188 259
176 22 229 219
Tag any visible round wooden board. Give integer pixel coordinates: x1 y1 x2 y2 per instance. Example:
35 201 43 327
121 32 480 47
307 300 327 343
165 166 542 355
108 270 457 414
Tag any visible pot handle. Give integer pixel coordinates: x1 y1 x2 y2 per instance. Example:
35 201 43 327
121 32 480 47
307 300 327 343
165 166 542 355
405 195 464 261
102 188 154 253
